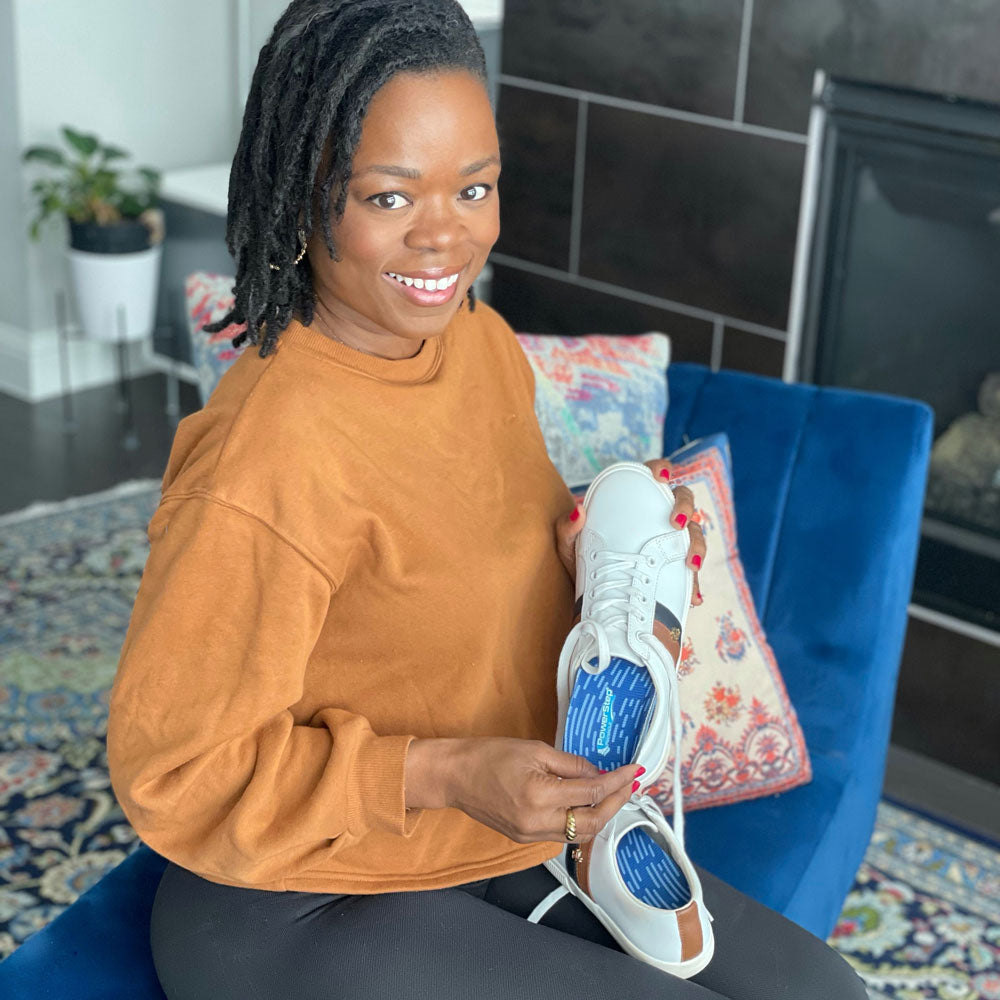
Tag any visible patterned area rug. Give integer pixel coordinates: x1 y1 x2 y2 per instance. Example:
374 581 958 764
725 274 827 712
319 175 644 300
1 484 999 1000
835 803 1000 998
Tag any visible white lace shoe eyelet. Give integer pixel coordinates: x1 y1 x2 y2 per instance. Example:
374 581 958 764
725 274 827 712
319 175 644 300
647 557 655 566
590 571 598 580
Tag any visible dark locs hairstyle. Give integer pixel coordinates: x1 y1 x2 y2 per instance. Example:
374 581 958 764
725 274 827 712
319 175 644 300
204 0 488 357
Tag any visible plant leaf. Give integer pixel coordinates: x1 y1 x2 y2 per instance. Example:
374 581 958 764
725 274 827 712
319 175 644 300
62 126 99 157
119 192 146 216
23 146 65 166
137 166 161 186
100 145 130 162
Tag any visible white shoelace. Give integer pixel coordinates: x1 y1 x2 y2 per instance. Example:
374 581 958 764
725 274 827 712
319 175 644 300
566 549 686 848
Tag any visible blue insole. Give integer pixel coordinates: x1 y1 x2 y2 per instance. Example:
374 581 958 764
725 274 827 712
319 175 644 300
616 827 692 909
564 655 689 910
563 655 655 771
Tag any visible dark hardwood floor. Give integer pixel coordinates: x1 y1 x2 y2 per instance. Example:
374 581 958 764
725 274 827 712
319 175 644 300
2 373 998 843
0 373 201 516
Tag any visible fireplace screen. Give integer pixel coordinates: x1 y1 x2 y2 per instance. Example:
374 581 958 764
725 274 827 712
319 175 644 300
791 75 1000 632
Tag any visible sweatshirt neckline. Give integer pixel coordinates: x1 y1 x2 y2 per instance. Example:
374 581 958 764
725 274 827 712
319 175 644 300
276 314 448 385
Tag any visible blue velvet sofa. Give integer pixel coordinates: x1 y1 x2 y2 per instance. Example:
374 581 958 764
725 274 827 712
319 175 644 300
0 361 933 998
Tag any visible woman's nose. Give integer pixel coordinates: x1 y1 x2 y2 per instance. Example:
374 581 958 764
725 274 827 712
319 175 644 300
404 199 466 251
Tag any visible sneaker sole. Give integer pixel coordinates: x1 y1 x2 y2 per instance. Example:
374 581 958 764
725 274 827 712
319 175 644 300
544 856 716 979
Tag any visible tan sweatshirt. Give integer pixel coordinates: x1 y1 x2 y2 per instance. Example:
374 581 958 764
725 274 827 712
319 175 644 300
106 301 576 893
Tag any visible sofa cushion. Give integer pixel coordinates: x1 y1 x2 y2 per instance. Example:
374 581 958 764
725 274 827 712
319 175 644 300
570 433 811 815
0 844 168 999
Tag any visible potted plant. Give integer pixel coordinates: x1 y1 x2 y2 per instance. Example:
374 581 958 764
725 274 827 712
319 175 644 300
23 126 165 343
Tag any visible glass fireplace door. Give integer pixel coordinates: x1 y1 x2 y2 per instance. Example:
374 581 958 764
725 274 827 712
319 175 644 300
796 76 1000 632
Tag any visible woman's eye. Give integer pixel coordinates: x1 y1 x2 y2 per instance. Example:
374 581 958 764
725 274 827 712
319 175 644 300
369 192 411 210
460 184 491 202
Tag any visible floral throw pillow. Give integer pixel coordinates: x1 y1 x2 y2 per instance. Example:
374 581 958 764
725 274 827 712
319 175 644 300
515 332 671 488
570 433 812 813
184 272 248 405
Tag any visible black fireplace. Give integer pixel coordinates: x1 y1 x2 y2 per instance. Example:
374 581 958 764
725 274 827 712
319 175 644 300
790 73 1000 636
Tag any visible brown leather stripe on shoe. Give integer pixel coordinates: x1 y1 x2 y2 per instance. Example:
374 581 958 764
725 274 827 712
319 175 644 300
651 603 682 667
675 900 704 962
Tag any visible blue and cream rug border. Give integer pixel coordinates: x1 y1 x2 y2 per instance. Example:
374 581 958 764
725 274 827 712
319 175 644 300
1 483 998 998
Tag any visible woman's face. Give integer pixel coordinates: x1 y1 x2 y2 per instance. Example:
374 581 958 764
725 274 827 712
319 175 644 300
306 69 501 357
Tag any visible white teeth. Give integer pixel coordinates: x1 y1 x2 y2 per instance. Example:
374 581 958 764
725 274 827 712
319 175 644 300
387 271 460 291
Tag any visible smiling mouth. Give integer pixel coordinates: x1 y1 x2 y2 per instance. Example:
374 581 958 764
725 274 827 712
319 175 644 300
381 266 465 307
384 270 461 291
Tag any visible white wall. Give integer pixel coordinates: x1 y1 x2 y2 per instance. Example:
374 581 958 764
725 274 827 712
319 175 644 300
0 0 30 332
0 0 239 399
13 0 239 335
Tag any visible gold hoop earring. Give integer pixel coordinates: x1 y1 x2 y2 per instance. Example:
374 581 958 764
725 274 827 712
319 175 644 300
269 228 307 271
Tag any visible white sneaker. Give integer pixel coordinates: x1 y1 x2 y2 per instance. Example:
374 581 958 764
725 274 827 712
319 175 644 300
555 461 693 838
532 794 715 978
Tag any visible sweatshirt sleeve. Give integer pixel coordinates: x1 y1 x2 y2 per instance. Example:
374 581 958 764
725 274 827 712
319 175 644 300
106 492 423 886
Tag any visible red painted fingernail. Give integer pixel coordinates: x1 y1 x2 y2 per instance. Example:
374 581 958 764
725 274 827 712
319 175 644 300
659 468 670 480
570 506 580 522
697 592 703 601
692 554 702 569
598 769 607 774
675 514 687 528
634 766 646 776
632 781 640 793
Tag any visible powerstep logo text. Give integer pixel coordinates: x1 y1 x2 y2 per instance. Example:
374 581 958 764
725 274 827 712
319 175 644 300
596 686 615 756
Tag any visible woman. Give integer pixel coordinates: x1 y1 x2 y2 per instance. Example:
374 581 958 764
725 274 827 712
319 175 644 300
107 2 867 996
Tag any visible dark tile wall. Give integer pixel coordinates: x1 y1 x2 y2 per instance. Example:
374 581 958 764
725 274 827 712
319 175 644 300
495 0 1000 378
745 0 1000 134
580 105 803 329
494 86 578 270
501 0 745 119
891 617 1000 785
490 264 714 365
720 326 785 377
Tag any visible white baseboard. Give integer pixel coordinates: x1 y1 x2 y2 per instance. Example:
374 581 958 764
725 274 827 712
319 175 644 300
0 321 160 402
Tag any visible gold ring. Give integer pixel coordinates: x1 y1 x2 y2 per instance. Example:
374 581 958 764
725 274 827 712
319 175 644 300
564 807 577 842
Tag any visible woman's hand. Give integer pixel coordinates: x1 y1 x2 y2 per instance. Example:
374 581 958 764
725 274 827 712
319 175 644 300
406 737 639 845
554 459 705 606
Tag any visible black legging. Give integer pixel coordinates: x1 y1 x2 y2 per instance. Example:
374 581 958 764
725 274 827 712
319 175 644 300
150 859 867 999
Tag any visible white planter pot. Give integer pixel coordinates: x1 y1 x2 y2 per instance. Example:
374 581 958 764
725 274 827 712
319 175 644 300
66 244 162 342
